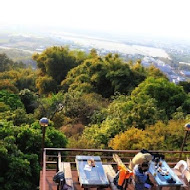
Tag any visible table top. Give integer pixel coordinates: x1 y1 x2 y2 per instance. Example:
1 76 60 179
75 155 109 188
149 160 183 187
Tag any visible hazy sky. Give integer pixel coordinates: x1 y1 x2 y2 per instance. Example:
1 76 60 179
1 0 190 39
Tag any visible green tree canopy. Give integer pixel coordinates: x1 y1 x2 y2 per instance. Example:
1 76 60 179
61 90 108 125
78 76 189 147
0 68 37 92
36 76 57 95
19 89 37 113
0 121 39 190
131 77 188 117
178 81 190 94
0 90 24 110
0 120 68 189
81 94 162 148
33 46 85 84
62 54 146 98
146 65 168 79
34 92 65 121
109 119 188 151
0 53 16 72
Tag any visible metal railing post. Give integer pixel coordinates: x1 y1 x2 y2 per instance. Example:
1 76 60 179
58 151 61 171
43 149 46 190
180 130 189 159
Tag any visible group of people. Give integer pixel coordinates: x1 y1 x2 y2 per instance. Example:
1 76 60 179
114 149 188 189
114 150 155 190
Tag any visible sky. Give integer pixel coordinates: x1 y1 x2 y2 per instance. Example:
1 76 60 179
1 0 190 39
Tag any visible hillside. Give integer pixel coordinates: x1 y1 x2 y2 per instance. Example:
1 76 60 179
0 45 190 190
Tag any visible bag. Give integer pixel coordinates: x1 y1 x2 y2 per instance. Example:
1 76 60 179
53 171 65 184
113 171 130 190
113 171 120 187
167 178 176 184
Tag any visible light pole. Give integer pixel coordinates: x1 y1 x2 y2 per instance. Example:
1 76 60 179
39 117 49 167
180 123 190 159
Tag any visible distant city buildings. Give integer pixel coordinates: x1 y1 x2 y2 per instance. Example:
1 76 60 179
141 57 186 84
180 70 190 77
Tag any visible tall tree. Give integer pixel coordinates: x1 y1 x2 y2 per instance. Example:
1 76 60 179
0 120 68 190
0 53 14 72
131 77 188 117
33 46 84 84
0 53 24 72
62 54 146 98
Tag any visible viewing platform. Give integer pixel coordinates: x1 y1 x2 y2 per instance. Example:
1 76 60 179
40 148 190 190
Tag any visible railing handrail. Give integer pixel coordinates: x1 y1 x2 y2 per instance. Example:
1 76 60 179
44 148 190 154
42 148 189 190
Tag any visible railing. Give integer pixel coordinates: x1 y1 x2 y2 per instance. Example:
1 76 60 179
41 148 190 190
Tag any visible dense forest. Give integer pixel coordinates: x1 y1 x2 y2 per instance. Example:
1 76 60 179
0 46 190 190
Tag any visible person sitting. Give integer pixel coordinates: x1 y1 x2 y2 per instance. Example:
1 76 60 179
134 162 150 190
129 152 152 171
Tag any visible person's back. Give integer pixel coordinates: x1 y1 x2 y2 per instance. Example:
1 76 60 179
134 163 148 190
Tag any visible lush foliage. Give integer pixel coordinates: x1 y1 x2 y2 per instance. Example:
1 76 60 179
0 68 37 92
109 120 189 151
33 46 87 83
0 90 24 110
19 89 37 113
1 47 190 189
131 77 188 117
69 76 190 148
0 120 67 190
0 53 24 72
62 54 146 98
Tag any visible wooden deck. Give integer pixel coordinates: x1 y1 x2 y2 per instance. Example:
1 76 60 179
39 170 189 190
40 170 57 190
40 170 112 190
39 148 190 190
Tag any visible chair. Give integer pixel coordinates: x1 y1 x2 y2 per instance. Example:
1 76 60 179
174 160 188 178
185 158 190 186
173 159 190 188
